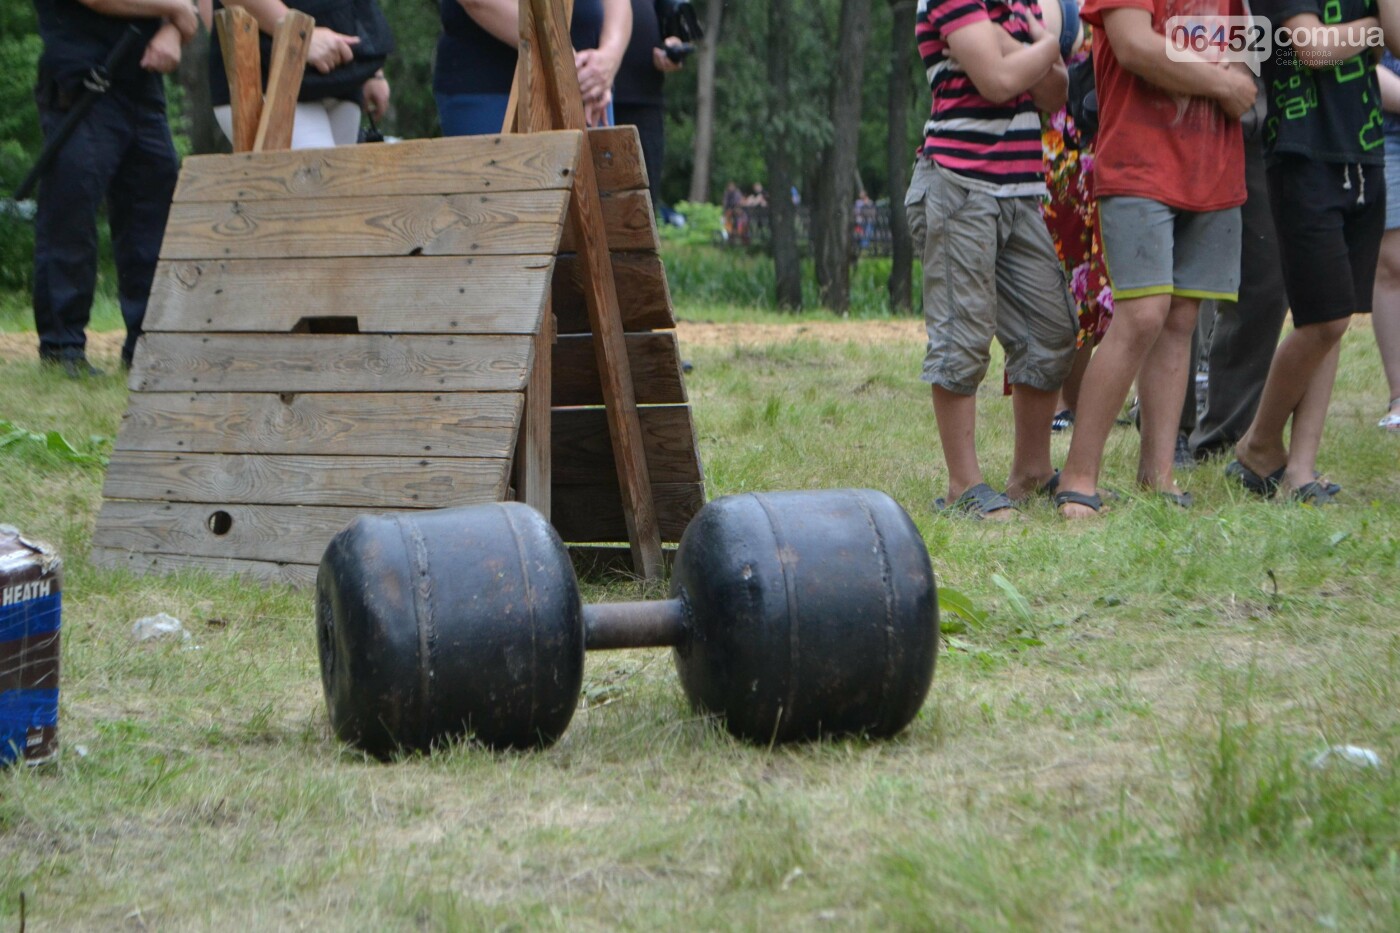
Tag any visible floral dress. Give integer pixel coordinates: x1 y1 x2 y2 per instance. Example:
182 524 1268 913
1041 30 1113 347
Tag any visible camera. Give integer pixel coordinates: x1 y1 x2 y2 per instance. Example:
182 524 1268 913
664 42 695 63
657 0 704 44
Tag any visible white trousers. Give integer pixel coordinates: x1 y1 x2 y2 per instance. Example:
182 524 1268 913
214 99 362 149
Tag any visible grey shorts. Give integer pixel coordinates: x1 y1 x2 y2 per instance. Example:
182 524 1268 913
905 160 1077 395
1098 196 1241 302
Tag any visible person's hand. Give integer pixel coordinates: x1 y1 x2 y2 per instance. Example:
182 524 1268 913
584 88 612 127
1022 8 1051 43
307 26 358 74
575 46 621 104
1216 66 1257 119
652 37 685 73
165 0 200 42
362 73 390 120
141 23 183 73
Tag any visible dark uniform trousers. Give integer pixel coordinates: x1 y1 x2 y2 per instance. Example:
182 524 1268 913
33 87 177 367
1179 134 1291 457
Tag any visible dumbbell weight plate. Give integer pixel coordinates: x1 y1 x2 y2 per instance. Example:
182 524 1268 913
671 489 938 743
316 503 584 757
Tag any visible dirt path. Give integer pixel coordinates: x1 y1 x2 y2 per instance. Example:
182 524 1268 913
0 319 923 365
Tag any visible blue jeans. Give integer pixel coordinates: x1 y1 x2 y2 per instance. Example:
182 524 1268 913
32 91 177 365
436 92 510 136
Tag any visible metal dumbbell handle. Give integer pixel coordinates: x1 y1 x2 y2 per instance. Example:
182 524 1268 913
583 600 688 650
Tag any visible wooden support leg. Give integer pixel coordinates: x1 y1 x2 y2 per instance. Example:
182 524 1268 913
254 10 314 152
215 6 262 154
526 0 663 579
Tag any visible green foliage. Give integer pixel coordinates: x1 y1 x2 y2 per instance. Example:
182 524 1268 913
377 0 443 141
663 241 921 316
0 12 42 194
0 418 110 467
657 199 725 247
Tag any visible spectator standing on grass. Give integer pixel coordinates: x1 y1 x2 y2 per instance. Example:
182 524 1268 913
1370 50 1400 433
1227 0 1382 504
854 189 875 251
907 0 1077 519
31 0 209 377
1036 0 1114 435
1052 0 1255 518
613 0 685 223
208 0 394 150
1180 83 1289 461
434 0 630 134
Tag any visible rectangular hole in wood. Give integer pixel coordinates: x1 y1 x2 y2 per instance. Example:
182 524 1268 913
292 316 360 334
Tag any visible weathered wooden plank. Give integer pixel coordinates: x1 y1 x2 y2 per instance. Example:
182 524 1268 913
115 391 522 457
173 131 583 202
214 6 261 154
254 10 312 152
557 188 656 253
91 501 417 565
146 256 554 333
102 451 511 508
552 252 674 333
552 482 703 542
91 548 319 588
131 334 532 393
551 405 702 484
588 126 648 194
161 190 569 260
515 308 553 518
553 332 685 406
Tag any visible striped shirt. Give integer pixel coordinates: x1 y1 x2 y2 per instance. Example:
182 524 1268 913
916 0 1046 196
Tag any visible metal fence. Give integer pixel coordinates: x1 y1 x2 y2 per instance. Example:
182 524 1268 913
720 202 896 258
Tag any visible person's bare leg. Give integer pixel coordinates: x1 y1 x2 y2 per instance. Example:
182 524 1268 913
1056 294 1172 517
1280 333 1344 492
1135 296 1200 494
1005 383 1060 500
1374 230 1400 423
932 386 1015 519
1235 319 1349 478
1058 343 1093 414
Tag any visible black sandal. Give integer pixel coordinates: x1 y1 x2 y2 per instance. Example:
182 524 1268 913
935 482 1017 520
1053 488 1104 515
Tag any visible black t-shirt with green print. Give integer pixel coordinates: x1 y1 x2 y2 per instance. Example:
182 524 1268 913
1257 0 1384 164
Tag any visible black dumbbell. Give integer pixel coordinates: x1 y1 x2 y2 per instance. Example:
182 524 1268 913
316 488 939 758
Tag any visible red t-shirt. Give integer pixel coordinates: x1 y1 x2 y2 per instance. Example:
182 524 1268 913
1080 0 1245 211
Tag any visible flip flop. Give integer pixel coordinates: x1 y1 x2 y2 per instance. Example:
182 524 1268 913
1053 488 1104 516
935 482 1017 520
1226 459 1285 498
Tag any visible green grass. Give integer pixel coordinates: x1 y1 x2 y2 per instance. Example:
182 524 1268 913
2 295 1399 929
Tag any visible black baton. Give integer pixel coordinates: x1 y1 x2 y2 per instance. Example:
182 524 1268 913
14 24 148 201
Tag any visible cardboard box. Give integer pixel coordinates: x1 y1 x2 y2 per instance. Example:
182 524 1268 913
1 526 62 766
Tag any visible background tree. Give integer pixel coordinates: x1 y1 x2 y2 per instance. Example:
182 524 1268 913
766 0 802 310
686 0 723 204
810 0 872 313
885 0 917 312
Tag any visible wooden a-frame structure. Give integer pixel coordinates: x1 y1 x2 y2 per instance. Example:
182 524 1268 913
91 0 703 583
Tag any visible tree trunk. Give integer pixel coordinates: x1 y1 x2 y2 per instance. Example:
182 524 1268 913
812 0 872 313
178 29 226 155
687 0 724 204
886 0 917 314
766 0 802 310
